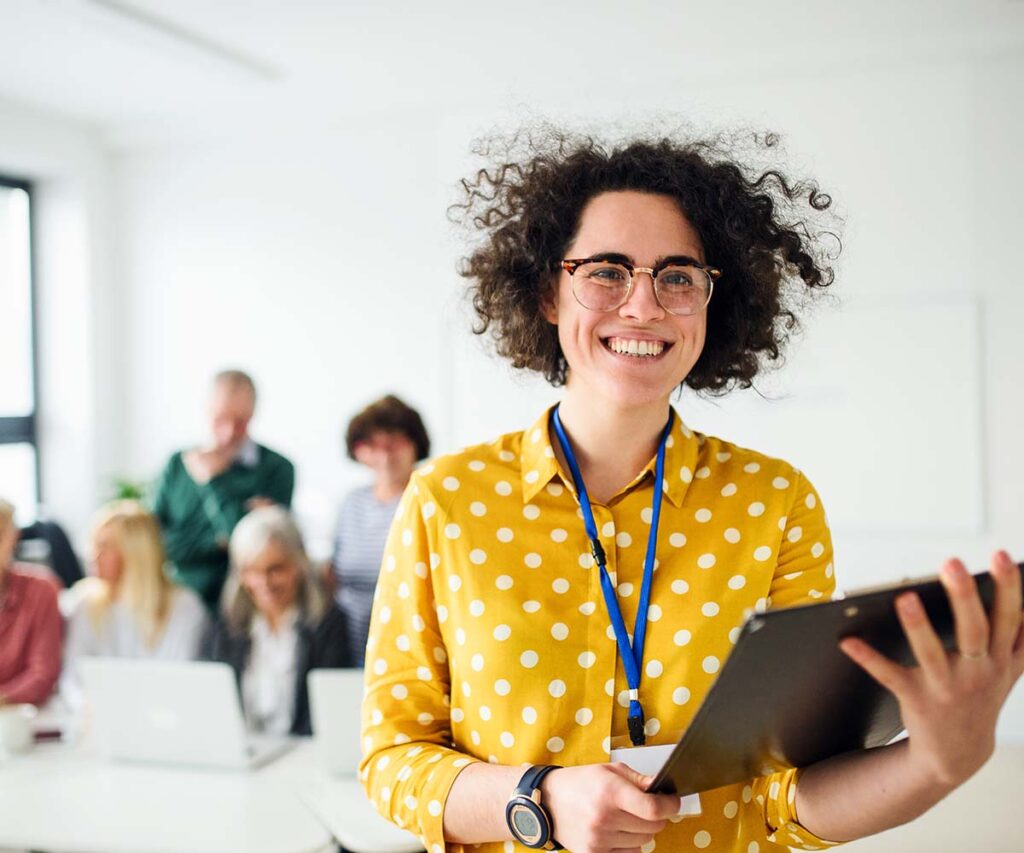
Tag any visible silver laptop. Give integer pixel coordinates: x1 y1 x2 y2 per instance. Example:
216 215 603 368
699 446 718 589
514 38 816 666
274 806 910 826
79 658 293 770
308 668 365 775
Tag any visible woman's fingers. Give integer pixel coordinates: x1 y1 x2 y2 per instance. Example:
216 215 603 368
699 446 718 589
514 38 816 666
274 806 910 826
1014 614 1024 677
604 764 681 827
839 636 908 695
940 558 991 661
599 830 659 850
605 812 669 835
894 592 950 681
604 762 649 787
988 552 1023 662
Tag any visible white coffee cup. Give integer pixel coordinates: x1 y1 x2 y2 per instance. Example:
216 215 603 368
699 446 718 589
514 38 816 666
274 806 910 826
0 704 37 757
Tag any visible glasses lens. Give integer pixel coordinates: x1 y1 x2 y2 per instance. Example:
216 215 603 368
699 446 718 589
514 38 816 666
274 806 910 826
571 262 631 312
655 265 712 315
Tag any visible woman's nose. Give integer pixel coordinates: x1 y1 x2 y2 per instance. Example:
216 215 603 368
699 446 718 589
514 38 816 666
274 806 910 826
619 270 665 322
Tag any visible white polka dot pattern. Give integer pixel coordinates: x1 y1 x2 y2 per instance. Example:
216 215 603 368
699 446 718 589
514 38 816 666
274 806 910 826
360 406 838 853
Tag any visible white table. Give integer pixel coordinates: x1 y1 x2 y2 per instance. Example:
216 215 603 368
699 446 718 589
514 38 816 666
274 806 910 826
297 771 423 853
0 735 425 853
0 738 332 853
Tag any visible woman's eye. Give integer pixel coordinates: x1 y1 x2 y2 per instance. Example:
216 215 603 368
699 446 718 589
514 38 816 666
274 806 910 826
659 269 696 287
589 265 627 282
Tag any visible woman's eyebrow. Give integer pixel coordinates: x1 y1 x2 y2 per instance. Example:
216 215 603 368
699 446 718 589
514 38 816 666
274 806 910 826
588 251 633 264
654 254 704 268
587 252 705 266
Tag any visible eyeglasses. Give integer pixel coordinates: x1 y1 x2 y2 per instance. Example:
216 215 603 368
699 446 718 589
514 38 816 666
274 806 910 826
560 257 721 316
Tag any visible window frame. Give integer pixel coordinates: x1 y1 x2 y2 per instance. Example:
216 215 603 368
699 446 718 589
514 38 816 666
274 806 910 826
0 174 41 504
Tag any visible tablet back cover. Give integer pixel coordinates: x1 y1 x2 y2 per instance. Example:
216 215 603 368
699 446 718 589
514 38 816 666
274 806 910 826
648 562 1022 796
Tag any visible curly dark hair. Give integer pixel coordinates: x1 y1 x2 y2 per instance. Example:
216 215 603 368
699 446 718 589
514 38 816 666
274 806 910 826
345 395 431 461
452 127 840 392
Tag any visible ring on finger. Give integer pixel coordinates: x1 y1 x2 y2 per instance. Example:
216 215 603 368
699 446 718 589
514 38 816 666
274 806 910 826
961 649 988 660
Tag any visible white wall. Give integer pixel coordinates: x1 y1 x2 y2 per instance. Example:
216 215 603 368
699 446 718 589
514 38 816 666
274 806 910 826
0 98 119 542
4 40 1019 739
114 121 453 555
110 51 1024 739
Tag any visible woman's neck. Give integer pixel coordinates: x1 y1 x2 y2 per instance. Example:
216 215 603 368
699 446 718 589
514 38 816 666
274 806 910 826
373 474 409 503
262 604 296 634
555 390 672 505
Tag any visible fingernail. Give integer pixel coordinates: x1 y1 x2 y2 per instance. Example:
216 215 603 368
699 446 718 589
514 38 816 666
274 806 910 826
998 550 1012 565
942 564 965 584
898 593 922 615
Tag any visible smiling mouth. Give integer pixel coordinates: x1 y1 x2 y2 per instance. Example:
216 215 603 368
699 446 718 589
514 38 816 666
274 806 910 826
602 336 670 359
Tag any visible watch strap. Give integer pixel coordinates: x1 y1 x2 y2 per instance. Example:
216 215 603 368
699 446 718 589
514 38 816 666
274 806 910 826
514 763 561 797
511 764 563 850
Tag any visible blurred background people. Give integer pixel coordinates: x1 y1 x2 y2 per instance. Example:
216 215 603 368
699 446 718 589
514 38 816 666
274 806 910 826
61 501 208 703
326 394 430 666
152 369 295 610
202 506 350 736
0 499 62 707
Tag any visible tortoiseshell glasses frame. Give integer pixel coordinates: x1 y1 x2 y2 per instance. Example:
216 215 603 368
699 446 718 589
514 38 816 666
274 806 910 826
559 256 722 316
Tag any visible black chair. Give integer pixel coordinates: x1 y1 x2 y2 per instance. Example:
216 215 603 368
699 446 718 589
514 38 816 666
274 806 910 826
18 519 84 588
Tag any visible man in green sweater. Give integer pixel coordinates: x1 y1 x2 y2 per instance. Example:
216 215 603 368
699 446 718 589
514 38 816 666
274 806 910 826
151 370 295 610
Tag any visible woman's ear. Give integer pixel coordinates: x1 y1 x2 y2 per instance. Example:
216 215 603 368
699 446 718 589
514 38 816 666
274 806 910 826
540 279 559 325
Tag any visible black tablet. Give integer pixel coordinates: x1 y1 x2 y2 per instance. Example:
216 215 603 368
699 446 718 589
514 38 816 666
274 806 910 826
647 562 1024 796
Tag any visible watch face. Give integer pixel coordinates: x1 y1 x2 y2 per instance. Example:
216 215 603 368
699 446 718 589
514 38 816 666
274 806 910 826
513 807 540 837
509 802 544 845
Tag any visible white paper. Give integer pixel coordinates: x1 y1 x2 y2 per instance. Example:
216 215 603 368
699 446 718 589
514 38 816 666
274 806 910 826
610 744 701 817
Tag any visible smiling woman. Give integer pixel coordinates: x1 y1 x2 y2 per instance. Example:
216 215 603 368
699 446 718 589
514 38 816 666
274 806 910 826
357 127 1022 853
457 130 836 392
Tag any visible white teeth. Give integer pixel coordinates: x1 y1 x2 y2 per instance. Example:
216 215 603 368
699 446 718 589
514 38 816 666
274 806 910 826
607 337 665 357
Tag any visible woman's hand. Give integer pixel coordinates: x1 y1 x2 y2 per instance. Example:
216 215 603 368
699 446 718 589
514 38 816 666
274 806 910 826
541 762 681 853
840 550 1024 790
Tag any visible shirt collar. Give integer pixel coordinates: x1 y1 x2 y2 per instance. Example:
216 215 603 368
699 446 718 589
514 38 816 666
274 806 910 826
234 438 260 469
520 405 700 508
251 606 299 641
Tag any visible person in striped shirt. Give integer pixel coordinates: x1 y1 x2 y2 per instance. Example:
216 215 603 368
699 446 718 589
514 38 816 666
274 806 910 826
327 395 430 666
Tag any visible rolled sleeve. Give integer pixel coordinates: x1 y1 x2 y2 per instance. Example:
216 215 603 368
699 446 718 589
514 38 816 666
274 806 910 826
359 473 481 851
755 767 842 850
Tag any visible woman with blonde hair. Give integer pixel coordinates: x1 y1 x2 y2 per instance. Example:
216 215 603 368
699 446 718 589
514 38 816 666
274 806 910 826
63 501 208 698
202 505 351 736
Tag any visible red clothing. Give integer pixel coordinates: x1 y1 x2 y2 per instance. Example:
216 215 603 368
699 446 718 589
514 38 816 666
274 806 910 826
0 566 63 705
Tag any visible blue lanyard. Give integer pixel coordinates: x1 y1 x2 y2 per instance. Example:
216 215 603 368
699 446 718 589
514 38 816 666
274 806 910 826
550 405 674 747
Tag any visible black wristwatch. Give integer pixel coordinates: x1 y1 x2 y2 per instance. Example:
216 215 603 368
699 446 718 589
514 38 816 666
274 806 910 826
505 764 563 850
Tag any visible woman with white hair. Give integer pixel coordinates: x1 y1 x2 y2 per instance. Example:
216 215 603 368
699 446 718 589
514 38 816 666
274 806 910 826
62 501 209 702
202 505 351 736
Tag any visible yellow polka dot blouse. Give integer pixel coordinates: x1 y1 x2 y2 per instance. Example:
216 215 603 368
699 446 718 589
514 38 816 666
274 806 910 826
360 407 840 852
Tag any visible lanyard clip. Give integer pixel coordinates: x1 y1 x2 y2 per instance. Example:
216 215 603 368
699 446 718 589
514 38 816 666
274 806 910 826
627 711 646 747
590 539 606 567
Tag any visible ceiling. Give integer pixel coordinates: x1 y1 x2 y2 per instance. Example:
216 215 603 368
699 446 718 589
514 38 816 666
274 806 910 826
0 0 1021 148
